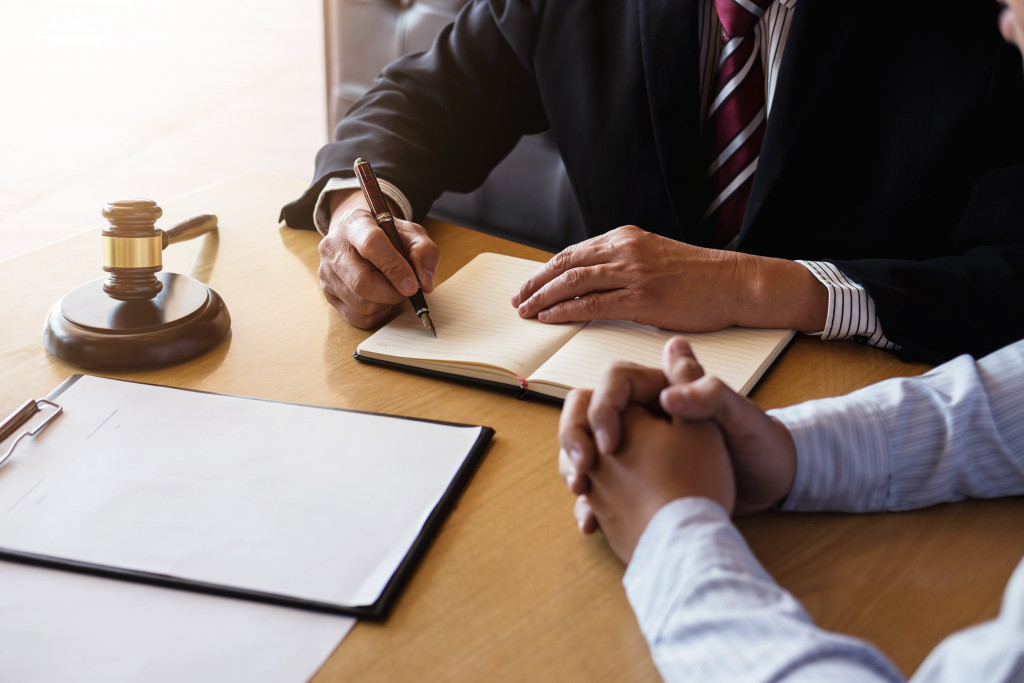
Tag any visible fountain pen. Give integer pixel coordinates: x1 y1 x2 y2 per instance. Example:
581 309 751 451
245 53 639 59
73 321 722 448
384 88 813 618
353 158 436 337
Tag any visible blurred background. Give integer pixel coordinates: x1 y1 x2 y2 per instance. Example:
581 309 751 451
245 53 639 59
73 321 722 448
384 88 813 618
0 0 325 260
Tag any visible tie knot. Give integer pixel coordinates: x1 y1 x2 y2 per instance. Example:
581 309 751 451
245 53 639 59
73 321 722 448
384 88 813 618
714 0 771 38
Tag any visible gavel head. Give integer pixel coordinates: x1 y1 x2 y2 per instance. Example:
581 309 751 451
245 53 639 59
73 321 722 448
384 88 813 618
101 199 165 301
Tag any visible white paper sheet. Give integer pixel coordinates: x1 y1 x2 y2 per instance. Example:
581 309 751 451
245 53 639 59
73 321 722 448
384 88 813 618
0 375 486 608
0 558 354 683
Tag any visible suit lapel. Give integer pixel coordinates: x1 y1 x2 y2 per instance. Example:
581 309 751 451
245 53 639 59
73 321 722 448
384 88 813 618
739 0 855 239
638 0 707 241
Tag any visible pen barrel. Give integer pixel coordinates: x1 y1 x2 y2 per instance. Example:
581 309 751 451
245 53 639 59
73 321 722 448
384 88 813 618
354 157 431 326
353 159 391 221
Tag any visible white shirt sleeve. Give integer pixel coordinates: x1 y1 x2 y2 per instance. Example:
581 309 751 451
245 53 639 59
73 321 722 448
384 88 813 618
623 338 1024 682
311 176 415 236
623 498 904 682
624 497 1024 683
772 338 1024 513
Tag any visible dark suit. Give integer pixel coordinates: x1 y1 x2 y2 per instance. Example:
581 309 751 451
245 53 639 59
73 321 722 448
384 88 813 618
282 0 1024 364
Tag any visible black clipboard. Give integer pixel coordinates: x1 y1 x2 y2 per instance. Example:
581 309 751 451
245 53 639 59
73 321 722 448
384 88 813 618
0 375 494 621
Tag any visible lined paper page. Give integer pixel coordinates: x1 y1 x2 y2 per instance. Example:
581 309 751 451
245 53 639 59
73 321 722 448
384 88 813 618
357 253 583 380
530 321 794 397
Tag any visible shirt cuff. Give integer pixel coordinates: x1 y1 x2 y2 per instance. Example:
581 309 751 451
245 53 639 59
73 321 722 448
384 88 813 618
623 497 772 643
769 395 891 513
312 177 415 237
797 261 900 351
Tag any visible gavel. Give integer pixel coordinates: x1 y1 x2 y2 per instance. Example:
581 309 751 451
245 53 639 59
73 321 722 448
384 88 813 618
101 199 218 300
43 199 231 369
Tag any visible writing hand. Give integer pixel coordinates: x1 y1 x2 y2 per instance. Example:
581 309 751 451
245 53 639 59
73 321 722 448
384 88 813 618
512 225 827 333
318 188 440 328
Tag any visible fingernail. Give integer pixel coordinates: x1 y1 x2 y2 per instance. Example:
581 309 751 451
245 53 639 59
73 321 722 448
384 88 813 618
659 389 684 411
401 276 417 295
423 270 435 290
567 446 583 467
595 428 613 454
566 473 576 491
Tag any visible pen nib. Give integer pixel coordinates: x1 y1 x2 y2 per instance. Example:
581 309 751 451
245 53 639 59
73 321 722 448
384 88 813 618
420 311 437 338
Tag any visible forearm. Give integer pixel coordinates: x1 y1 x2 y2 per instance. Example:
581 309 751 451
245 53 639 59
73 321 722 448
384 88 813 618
772 339 1024 513
625 498 903 682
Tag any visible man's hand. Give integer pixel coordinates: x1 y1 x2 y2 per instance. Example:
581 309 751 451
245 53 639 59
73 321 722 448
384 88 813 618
558 336 798 536
585 404 733 563
659 372 797 516
559 337 707 533
317 189 440 328
512 225 827 333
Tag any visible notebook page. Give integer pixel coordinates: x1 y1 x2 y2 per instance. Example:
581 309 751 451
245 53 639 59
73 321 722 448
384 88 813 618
529 322 794 396
357 253 584 380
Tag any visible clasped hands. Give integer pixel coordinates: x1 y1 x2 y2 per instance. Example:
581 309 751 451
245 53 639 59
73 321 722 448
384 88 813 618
319 189 826 333
558 336 798 563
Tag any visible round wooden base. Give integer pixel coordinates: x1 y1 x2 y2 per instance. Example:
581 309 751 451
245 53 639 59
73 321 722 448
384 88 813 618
43 272 231 369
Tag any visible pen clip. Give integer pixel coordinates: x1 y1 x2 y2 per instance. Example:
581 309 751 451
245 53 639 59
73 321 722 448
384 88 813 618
0 399 63 469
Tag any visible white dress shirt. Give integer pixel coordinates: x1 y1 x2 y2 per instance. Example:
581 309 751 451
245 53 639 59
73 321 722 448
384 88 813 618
623 338 1024 682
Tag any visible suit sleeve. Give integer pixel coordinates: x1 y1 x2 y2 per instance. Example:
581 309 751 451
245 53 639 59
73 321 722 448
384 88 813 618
828 165 1024 364
280 0 550 230
822 32 1024 365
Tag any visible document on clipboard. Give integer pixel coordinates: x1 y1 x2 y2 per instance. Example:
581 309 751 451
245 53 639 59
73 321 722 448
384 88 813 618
0 375 493 621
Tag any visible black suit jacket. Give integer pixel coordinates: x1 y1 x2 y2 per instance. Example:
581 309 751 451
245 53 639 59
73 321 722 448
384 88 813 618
282 0 1024 364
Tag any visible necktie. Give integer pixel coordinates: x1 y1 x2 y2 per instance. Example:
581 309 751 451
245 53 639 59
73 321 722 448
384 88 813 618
704 0 772 247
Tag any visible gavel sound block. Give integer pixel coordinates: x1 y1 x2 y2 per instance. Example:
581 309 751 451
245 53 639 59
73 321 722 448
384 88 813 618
43 199 231 369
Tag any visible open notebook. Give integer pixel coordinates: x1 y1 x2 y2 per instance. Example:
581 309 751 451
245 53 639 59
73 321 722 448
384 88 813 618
355 253 795 400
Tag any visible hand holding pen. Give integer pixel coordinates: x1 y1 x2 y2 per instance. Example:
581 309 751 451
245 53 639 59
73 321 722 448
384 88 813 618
353 158 437 336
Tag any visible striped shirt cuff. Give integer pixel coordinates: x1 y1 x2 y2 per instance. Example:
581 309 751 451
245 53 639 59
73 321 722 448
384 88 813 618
312 176 415 237
624 497 776 643
770 396 892 513
797 260 899 352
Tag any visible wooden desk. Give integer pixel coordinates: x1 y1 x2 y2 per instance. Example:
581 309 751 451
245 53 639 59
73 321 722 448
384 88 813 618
3 171 1022 680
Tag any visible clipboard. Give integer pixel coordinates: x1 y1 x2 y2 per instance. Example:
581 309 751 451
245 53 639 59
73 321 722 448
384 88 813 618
0 375 494 621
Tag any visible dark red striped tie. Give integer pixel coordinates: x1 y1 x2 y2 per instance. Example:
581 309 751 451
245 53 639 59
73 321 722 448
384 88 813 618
705 0 772 247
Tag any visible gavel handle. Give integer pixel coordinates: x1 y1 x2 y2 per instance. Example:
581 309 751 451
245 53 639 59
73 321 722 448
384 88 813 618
160 214 218 249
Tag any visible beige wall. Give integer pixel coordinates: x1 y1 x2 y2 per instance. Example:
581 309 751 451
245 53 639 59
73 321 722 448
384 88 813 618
0 0 326 261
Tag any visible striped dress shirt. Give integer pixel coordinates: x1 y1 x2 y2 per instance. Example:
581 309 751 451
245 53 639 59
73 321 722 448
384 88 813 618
624 337 1024 682
316 0 897 350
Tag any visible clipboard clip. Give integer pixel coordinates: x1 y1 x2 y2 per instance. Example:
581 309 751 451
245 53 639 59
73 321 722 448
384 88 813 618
0 398 63 469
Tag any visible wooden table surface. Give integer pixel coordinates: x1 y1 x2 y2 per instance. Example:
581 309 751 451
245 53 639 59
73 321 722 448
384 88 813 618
2 171 1022 681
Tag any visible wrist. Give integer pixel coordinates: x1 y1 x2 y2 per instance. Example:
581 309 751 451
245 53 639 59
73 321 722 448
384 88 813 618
328 188 364 216
737 254 828 332
767 416 798 506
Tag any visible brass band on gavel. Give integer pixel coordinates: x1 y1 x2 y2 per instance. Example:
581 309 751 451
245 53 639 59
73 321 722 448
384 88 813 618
98 199 218 301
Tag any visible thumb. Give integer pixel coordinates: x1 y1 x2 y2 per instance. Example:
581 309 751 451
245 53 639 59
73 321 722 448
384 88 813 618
661 336 705 385
659 375 739 424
